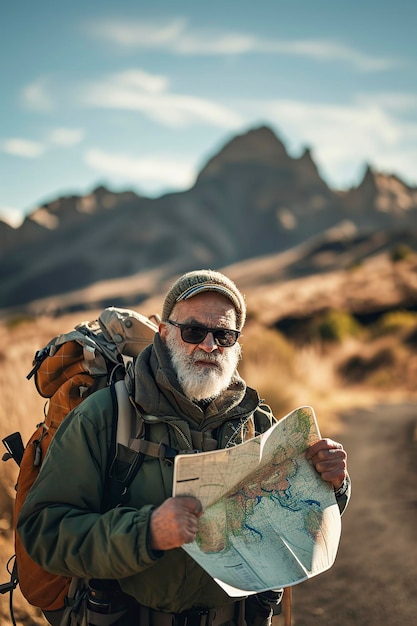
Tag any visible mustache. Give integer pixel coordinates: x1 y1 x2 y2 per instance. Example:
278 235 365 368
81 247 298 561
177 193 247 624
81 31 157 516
191 350 224 364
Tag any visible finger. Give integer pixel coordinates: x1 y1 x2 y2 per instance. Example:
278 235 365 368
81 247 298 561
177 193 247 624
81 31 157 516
184 519 199 539
311 448 346 470
313 450 346 473
314 448 346 463
306 439 344 459
318 467 347 487
176 495 203 516
311 454 347 485
150 502 200 550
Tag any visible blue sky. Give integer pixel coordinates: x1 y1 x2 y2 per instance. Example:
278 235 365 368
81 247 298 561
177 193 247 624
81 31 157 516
1 0 417 226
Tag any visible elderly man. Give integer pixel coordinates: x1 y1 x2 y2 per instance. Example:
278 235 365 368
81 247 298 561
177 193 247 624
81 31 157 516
18 269 349 626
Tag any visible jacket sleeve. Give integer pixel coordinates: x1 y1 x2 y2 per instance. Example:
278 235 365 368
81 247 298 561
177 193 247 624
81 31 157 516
17 391 159 580
334 474 351 514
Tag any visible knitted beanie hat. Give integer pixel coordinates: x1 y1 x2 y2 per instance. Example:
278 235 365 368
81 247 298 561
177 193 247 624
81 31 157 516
162 269 246 330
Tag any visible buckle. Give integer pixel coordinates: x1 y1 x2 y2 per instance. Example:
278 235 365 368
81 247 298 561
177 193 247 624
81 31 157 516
178 449 202 455
176 608 209 626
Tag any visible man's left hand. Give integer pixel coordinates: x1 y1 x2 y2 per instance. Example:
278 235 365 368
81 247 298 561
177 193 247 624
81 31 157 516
305 438 347 490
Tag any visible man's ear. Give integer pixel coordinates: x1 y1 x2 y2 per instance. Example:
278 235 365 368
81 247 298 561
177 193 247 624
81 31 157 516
159 321 168 343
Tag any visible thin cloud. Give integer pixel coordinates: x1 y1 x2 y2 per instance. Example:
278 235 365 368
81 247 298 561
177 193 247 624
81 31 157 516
356 92 417 112
1 129 84 159
1 138 45 158
80 69 243 128
48 128 85 146
84 148 197 190
21 77 55 112
259 39 397 72
86 17 187 48
252 97 417 187
375 147 417 186
87 18 398 72
112 69 169 93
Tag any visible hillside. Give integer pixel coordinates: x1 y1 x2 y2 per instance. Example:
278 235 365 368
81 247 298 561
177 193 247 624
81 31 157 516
2 233 417 625
1 260 417 625
2 125 417 316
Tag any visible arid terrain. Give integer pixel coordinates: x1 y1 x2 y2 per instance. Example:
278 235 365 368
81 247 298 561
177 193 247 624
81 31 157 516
2 120 417 626
292 402 417 626
1 254 417 625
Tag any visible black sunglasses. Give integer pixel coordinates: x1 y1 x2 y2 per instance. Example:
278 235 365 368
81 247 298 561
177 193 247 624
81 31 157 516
167 320 240 347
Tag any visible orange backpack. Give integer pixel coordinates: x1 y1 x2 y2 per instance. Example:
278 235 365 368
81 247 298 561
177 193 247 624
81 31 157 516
2 307 158 613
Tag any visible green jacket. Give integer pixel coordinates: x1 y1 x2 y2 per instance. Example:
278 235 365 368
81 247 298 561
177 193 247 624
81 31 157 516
18 335 274 613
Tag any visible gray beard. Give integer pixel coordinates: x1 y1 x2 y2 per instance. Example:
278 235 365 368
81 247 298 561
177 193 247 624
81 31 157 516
165 328 241 402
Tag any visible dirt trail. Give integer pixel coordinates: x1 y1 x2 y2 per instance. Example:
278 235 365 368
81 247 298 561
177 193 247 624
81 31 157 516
2 403 417 626
292 402 417 626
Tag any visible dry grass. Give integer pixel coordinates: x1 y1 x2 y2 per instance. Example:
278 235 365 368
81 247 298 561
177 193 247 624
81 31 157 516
1 312 416 624
0 313 96 626
240 326 350 435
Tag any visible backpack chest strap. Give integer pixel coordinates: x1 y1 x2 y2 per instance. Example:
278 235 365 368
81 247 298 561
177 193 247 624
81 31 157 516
127 436 179 460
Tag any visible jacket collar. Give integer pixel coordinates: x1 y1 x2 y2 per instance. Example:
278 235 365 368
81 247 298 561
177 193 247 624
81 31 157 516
133 333 260 429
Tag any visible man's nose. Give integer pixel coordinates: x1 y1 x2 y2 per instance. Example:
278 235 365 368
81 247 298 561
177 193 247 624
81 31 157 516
198 332 218 352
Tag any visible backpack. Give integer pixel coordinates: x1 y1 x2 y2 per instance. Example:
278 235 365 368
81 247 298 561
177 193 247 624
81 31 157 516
1 306 159 619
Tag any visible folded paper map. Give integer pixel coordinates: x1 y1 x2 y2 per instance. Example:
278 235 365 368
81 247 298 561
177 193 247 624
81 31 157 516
173 406 341 596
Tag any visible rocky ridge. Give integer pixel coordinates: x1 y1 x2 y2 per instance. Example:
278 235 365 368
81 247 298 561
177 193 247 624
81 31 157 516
1 125 417 316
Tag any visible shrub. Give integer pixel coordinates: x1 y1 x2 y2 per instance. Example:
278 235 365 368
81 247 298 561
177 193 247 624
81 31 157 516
240 327 297 416
390 244 413 263
309 310 362 343
4 314 35 329
376 310 417 335
405 326 417 347
339 347 396 384
346 258 363 271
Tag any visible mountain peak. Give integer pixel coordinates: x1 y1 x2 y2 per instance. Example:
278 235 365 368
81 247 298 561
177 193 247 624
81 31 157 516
196 125 290 181
355 164 378 196
2 125 417 315
295 146 327 187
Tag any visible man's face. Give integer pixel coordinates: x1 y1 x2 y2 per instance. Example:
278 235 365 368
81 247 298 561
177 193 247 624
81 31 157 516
159 292 241 402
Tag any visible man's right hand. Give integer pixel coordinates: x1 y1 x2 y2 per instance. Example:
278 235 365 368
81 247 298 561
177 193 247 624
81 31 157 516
149 496 203 551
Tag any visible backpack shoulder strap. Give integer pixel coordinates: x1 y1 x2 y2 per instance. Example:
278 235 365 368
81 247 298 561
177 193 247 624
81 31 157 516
113 379 169 461
114 379 138 448
103 380 147 508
